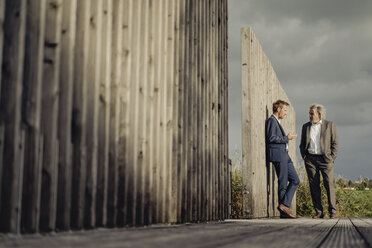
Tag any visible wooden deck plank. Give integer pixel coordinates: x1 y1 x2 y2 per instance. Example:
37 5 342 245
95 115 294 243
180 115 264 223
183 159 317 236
320 218 369 248
348 218 372 248
1 218 371 248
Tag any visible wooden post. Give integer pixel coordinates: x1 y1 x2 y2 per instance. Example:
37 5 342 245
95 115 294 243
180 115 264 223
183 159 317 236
0 0 26 233
21 0 46 233
106 0 123 227
0 0 5 92
84 0 103 228
71 0 90 229
165 0 175 223
95 0 112 228
39 0 63 231
56 0 76 231
170 0 180 224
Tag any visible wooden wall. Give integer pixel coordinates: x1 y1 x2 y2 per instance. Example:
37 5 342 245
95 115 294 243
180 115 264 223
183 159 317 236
241 27 296 218
0 0 229 234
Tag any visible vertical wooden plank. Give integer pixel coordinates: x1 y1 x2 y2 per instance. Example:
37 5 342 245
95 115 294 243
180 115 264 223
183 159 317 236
196 0 202 222
0 0 5 94
185 0 192 222
241 27 252 218
188 0 195 222
106 0 122 227
150 0 161 224
0 0 26 234
223 0 228 219
176 0 186 223
143 0 155 225
84 0 103 228
212 0 217 220
224 0 228 219
165 0 175 223
134 0 147 226
15 130 25 234
206 0 211 221
193 0 199 222
0 125 4 210
39 0 63 232
170 0 180 224
125 0 141 226
218 0 223 220
200 0 206 222
56 0 76 231
117 0 131 227
20 0 46 233
159 0 168 223
71 0 90 229
96 0 112 227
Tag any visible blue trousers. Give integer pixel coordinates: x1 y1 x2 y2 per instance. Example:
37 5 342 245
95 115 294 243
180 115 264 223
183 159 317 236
273 153 300 207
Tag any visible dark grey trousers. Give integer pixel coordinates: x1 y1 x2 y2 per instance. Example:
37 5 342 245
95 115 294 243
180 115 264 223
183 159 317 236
304 154 336 215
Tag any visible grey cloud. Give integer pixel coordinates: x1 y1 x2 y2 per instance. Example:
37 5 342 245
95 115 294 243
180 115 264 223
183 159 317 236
228 0 372 179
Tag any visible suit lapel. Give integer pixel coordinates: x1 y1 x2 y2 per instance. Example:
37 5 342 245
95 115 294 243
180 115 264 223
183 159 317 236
321 120 326 152
272 115 286 136
306 123 310 148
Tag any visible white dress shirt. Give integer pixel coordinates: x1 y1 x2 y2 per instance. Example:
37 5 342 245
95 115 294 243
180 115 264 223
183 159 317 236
308 120 322 155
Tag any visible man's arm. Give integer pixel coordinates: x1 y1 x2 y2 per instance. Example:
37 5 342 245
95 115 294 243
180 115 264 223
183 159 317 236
299 124 306 158
330 121 338 161
266 118 289 144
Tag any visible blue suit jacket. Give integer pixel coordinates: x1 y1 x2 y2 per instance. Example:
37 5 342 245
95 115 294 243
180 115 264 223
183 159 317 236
265 115 289 162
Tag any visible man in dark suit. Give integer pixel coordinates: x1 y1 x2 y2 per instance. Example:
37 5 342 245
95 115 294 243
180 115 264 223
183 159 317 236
266 100 300 218
300 104 338 219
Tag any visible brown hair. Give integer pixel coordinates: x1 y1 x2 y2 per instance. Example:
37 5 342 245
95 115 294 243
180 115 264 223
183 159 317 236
272 100 289 113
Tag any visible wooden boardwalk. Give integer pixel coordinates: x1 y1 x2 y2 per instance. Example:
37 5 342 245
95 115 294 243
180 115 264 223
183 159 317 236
0 218 371 248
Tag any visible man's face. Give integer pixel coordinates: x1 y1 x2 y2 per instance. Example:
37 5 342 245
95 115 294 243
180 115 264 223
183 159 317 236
309 108 320 123
278 105 288 119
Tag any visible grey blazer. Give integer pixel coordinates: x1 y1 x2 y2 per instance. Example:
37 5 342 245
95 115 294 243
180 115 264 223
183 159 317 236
299 120 338 163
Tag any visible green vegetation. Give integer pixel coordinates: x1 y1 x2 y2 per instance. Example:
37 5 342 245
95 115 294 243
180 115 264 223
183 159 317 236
231 166 243 217
230 150 372 217
297 178 372 217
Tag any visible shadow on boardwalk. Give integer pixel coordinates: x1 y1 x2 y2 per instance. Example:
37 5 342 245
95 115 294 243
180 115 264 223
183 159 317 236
1 218 371 248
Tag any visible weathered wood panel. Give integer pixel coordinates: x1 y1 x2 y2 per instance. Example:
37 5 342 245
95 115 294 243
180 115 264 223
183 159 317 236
56 0 76 231
70 0 90 230
21 0 46 233
241 27 296 218
0 0 27 233
95 0 111 228
0 0 229 234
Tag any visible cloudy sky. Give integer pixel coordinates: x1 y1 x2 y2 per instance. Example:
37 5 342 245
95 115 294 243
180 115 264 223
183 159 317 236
228 0 372 180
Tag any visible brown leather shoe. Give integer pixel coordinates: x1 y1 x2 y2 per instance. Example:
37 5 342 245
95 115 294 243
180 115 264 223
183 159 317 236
312 212 324 219
278 204 296 219
330 213 337 219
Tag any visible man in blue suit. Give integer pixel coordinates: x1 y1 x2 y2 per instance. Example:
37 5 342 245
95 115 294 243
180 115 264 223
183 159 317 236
265 100 300 218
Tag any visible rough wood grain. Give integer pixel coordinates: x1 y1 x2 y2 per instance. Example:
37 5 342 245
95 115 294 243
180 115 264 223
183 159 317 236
1 218 371 248
241 27 296 218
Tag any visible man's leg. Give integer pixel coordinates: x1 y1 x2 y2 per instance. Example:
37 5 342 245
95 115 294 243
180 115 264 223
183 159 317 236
305 157 323 214
283 157 300 207
273 160 288 207
320 163 336 215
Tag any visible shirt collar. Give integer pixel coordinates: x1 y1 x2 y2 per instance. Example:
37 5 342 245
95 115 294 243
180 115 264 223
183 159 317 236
272 114 280 124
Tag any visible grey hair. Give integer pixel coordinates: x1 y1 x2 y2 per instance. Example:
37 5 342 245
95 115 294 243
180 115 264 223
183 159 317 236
309 103 326 120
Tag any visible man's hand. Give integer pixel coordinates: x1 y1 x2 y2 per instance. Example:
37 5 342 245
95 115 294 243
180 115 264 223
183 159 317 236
287 132 297 140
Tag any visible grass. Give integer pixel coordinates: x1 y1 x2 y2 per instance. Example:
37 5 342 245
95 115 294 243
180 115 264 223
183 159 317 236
230 165 372 217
